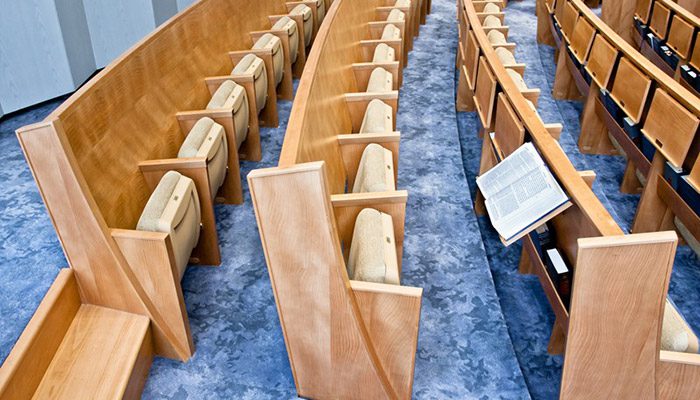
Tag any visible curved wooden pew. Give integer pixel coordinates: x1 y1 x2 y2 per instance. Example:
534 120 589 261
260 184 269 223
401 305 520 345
248 0 425 398
540 1 700 252
460 0 700 398
14 0 307 362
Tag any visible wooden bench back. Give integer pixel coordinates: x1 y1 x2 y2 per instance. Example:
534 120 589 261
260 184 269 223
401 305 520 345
43 0 287 229
280 0 389 193
638 0 700 64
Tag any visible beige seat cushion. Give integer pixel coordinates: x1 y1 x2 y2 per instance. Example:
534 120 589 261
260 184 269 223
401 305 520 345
346 208 399 284
662 300 699 353
360 99 393 133
232 54 268 113
373 43 395 63
495 47 516 65
395 0 410 7
387 9 405 22
366 67 393 92
273 16 299 64
207 80 249 145
353 144 395 193
316 0 325 22
290 4 313 46
487 30 507 45
137 171 201 280
178 118 229 198
483 15 502 28
253 33 284 85
381 24 401 40
484 3 501 13
506 68 528 90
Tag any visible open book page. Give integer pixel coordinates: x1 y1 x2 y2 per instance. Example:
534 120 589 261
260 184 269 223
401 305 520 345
477 143 542 198
485 165 568 241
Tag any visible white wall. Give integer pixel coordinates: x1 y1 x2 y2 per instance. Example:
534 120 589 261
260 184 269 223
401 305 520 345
177 0 197 12
0 0 183 114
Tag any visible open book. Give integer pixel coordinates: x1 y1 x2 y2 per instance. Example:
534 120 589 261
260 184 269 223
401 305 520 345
477 142 571 246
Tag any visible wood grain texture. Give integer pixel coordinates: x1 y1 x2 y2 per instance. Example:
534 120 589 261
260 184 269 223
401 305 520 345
248 162 421 399
561 232 677 400
584 34 618 89
610 57 652 123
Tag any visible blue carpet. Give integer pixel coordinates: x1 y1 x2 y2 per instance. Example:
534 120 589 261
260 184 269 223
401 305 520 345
455 1 700 400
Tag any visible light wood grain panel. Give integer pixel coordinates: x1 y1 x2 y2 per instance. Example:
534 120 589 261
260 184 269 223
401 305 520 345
493 93 524 157
569 17 596 62
474 57 498 129
610 57 652 123
584 34 618 88
650 2 671 39
667 15 694 59
561 232 677 399
657 351 700 400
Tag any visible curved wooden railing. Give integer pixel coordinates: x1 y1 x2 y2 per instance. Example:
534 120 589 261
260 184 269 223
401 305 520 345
15 0 303 362
463 0 700 398
249 0 428 398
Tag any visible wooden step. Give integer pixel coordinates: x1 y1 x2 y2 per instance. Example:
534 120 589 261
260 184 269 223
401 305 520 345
32 304 152 399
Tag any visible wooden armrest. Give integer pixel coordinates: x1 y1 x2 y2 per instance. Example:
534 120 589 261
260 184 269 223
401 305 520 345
352 61 401 90
503 63 526 75
368 20 406 40
138 158 208 172
359 39 403 63
544 123 563 140
521 88 541 105
344 91 399 132
578 170 596 188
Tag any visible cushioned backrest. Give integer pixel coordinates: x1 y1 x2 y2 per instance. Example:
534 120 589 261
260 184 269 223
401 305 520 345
662 300 700 353
487 30 507 45
506 68 528 90
387 9 405 22
360 99 393 133
495 47 516 65
483 3 500 13
207 80 245 111
352 143 395 193
372 43 395 62
366 67 393 92
178 117 225 160
483 15 502 28
381 24 401 40
253 33 281 55
346 208 399 284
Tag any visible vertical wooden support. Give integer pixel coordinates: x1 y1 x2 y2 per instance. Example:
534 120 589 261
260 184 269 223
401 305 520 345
457 65 476 112
536 0 556 46
560 231 678 399
547 317 566 355
553 45 584 100
578 82 616 155
517 246 533 274
632 152 676 234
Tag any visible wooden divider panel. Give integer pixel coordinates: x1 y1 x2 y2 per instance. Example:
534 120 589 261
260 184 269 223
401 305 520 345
642 89 700 167
584 34 618 88
561 2 580 41
691 32 700 70
474 57 498 129
465 30 481 90
650 2 671 39
667 15 694 59
493 93 525 157
636 0 653 23
570 17 596 62
610 57 652 123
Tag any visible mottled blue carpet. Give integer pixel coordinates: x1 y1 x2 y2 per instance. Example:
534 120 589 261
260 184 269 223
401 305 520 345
455 1 700 400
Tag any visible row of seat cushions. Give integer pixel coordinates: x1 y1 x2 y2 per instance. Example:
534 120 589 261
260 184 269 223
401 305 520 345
290 4 313 47
137 171 202 280
382 24 401 40
373 43 396 63
662 300 700 353
206 80 249 147
360 99 393 133
273 16 299 65
253 33 284 85
232 54 268 113
366 67 393 92
178 118 228 198
347 208 400 284
353 144 395 193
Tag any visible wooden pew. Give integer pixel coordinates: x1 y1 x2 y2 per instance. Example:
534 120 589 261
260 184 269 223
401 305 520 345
14 0 296 362
461 1 700 398
249 0 423 398
0 269 154 399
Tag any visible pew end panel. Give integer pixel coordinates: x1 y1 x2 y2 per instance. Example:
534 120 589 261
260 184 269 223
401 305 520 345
352 61 402 90
137 158 222 265
175 110 246 204
0 269 154 399
344 91 399 132
350 280 423 400
248 162 420 399
250 30 295 100
204 75 263 161
561 232 678 399
338 132 401 187
230 50 280 127
332 190 408 272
